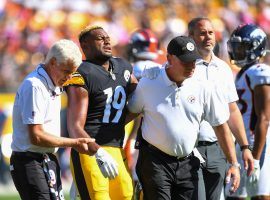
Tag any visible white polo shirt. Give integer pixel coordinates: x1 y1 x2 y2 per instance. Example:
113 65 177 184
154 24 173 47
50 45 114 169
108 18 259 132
128 67 229 157
11 64 62 153
193 53 238 142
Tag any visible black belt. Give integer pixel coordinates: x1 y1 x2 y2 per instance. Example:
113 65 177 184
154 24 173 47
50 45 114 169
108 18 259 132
141 139 192 161
12 151 50 160
197 141 217 146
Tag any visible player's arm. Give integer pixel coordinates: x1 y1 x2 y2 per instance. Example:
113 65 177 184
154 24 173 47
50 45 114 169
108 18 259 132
128 73 138 94
67 85 119 179
228 102 254 176
253 84 270 160
66 86 99 155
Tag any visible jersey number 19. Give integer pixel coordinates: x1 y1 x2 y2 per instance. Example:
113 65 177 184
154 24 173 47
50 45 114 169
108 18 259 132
103 86 126 123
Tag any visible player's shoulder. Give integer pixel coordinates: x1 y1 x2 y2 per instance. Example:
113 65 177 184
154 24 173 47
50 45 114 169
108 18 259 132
247 63 270 76
111 56 132 71
78 61 95 74
246 63 270 88
63 71 85 87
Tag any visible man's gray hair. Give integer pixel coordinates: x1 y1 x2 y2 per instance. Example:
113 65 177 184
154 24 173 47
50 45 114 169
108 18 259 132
44 39 82 67
188 17 211 36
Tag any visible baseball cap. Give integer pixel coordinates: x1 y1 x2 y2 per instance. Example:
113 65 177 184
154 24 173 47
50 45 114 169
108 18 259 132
167 36 201 62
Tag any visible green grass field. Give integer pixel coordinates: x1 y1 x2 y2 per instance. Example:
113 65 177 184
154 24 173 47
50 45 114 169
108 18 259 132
0 194 71 200
0 195 252 200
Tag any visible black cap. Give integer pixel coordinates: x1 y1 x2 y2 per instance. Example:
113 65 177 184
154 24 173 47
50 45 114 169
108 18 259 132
167 36 201 62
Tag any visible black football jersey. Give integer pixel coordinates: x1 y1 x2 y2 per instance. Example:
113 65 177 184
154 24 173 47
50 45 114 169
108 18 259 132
66 57 133 147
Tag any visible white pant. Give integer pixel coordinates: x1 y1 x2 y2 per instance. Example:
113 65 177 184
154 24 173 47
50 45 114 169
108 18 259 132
225 140 270 197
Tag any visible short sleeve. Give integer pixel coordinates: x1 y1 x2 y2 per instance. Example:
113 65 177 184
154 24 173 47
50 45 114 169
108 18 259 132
127 81 144 114
204 84 230 127
21 82 47 124
224 66 239 103
249 64 270 89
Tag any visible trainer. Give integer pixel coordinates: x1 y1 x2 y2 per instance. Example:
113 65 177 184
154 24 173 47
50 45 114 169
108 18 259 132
10 39 95 200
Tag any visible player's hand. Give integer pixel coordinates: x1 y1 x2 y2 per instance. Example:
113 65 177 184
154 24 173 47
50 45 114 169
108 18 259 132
73 138 95 154
247 159 260 186
95 148 119 179
225 163 241 194
241 148 254 176
142 66 160 79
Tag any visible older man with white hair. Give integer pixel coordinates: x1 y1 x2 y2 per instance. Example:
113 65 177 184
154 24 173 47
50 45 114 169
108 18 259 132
10 39 96 200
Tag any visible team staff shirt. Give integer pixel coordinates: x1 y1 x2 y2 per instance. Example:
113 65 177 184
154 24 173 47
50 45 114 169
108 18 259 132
193 53 239 142
11 65 61 153
66 57 133 147
128 67 229 157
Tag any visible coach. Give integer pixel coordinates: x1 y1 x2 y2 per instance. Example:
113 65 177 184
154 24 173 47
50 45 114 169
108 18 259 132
127 36 240 200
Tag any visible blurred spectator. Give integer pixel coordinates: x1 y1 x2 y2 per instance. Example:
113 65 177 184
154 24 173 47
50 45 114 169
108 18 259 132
0 0 269 92
0 108 8 184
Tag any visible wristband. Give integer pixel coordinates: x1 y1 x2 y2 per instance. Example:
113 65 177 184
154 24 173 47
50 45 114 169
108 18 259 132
240 144 252 151
229 162 241 169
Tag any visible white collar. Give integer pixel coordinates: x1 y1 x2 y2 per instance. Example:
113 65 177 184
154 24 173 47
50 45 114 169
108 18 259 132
161 63 190 87
36 64 62 95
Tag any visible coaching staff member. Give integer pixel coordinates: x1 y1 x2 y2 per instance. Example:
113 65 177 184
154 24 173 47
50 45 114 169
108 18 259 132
10 39 95 200
127 36 240 200
188 17 254 200
65 26 137 200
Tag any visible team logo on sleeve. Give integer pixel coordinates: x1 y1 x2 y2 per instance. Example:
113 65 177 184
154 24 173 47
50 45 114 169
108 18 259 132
124 70 131 82
187 95 196 104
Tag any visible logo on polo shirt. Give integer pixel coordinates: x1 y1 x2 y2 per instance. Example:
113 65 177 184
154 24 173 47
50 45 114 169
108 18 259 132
124 70 131 82
187 95 195 104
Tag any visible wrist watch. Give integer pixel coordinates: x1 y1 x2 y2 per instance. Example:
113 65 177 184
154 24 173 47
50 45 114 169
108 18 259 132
229 162 241 169
240 144 252 151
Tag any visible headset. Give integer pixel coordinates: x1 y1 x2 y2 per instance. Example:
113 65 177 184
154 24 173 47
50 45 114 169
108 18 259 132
37 65 63 97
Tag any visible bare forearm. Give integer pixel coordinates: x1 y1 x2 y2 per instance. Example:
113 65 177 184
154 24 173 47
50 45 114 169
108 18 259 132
214 123 238 164
228 102 249 146
253 119 268 159
68 125 99 153
30 130 78 148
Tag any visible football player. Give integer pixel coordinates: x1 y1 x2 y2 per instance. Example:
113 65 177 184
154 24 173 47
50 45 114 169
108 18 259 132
65 26 137 200
226 24 270 200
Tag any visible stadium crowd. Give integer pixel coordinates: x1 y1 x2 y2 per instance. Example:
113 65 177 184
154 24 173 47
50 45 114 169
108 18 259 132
0 0 269 92
0 0 270 199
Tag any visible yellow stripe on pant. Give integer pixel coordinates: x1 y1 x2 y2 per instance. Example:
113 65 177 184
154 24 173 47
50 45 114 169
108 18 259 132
70 146 133 200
